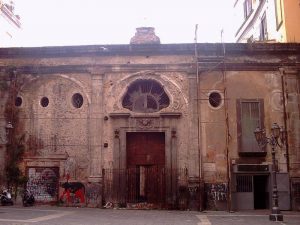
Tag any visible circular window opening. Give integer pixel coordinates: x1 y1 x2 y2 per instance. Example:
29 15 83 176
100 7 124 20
209 92 222 108
72 93 83 108
40 97 49 107
15 96 22 107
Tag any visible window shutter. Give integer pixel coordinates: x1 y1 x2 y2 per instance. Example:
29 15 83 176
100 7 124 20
237 99 265 156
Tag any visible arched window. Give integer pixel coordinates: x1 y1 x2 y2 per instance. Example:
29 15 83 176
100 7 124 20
122 79 170 113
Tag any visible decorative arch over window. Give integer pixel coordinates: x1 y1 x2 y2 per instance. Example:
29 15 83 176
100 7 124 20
122 79 170 113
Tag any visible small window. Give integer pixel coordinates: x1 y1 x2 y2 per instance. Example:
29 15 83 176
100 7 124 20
40 97 49 107
209 92 222 108
244 0 253 19
259 12 268 41
72 93 83 108
236 175 253 192
15 96 22 107
275 0 283 29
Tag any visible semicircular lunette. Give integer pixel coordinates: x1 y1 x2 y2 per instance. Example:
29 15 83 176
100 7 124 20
122 79 170 113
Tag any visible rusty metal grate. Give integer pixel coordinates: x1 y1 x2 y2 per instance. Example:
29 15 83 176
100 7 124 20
236 175 253 192
102 167 188 209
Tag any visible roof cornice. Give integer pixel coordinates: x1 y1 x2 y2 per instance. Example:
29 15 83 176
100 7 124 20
1 43 300 59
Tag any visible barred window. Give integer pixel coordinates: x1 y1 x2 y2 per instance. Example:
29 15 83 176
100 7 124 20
236 175 252 192
122 79 170 113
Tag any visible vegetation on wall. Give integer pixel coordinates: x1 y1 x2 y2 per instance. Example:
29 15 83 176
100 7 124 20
3 70 27 197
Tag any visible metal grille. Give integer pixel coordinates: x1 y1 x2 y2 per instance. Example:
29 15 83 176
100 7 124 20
292 180 300 210
102 168 188 209
26 167 59 202
122 79 170 113
240 101 262 153
292 181 300 199
236 175 252 192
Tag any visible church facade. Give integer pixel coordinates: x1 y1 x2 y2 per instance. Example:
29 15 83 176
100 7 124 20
0 28 299 210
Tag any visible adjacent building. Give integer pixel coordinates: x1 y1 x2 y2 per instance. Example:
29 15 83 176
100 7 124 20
0 28 300 211
234 0 300 43
0 0 21 47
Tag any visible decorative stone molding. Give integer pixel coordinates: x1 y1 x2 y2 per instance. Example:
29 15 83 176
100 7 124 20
108 71 188 115
137 118 154 130
114 129 120 138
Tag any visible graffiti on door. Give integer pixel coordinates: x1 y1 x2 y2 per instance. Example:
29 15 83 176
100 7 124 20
26 167 59 202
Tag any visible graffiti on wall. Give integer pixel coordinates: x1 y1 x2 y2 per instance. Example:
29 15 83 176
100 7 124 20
205 183 227 210
26 167 59 202
86 183 101 206
60 182 85 205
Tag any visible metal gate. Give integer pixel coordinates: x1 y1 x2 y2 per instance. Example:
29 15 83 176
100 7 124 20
102 167 188 209
26 167 59 202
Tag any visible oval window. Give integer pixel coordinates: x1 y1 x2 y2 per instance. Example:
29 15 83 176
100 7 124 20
15 96 22 107
209 92 222 108
40 97 49 107
72 93 84 108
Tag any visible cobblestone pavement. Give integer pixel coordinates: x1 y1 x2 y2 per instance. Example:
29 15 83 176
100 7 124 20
0 206 299 225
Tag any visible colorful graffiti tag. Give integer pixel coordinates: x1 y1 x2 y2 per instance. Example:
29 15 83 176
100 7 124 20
26 167 59 202
60 182 85 206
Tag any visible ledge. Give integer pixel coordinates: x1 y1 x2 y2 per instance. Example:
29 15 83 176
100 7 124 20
109 112 182 119
238 151 267 157
160 112 182 118
23 153 68 160
109 113 131 118
88 176 103 183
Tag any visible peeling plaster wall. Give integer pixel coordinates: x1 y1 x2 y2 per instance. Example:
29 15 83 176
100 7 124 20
284 71 300 177
224 71 288 165
0 88 8 182
19 74 91 181
0 43 299 210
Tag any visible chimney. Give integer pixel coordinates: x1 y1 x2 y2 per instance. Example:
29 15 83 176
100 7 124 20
130 27 160 44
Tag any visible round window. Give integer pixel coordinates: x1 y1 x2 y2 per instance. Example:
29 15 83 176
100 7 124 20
40 97 49 107
72 93 84 108
15 96 22 107
208 92 222 108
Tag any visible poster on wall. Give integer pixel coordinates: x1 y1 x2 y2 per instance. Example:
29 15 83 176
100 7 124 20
26 167 59 202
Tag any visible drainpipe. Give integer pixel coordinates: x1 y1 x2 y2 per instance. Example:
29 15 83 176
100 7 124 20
194 24 203 211
279 68 290 172
220 34 232 212
280 68 291 210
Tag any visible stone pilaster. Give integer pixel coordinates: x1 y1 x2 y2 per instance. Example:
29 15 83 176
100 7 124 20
88 74 104 181
188 75 200 179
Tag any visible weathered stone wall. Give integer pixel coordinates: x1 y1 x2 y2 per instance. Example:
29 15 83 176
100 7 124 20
0 81 8 183
0 43 299 210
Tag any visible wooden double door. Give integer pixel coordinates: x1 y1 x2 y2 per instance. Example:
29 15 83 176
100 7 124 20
126 132 165 204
